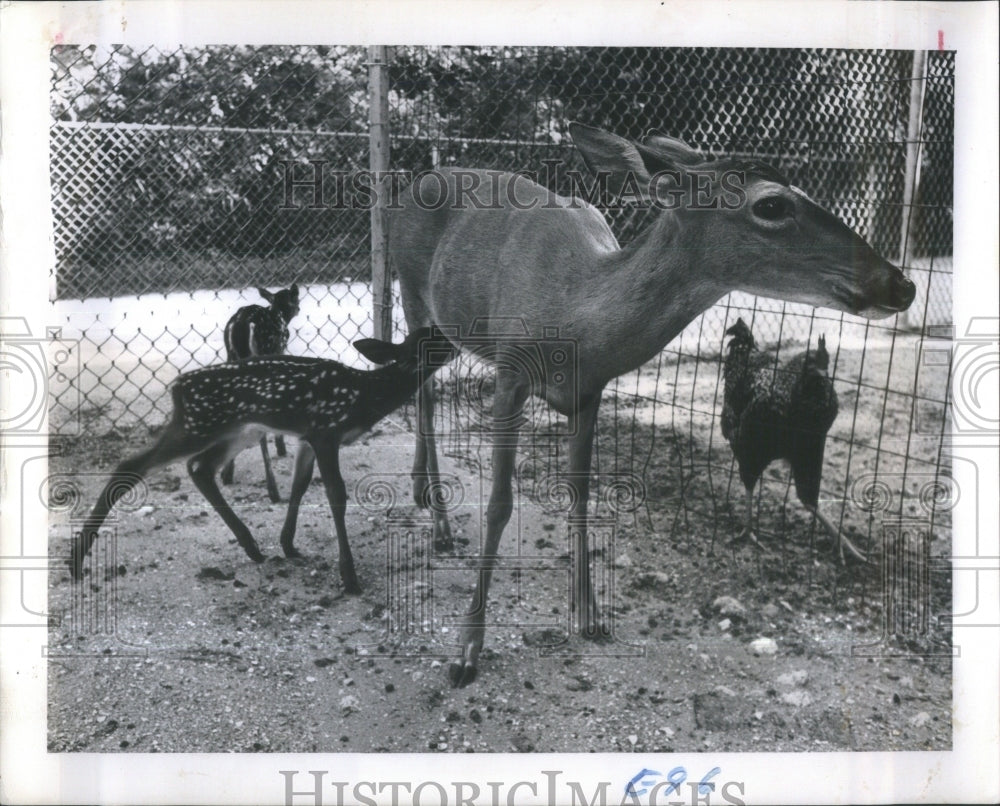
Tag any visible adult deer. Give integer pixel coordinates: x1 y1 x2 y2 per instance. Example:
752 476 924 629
390 123 915 686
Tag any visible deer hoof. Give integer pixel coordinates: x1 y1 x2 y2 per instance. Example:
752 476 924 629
449 661 478 688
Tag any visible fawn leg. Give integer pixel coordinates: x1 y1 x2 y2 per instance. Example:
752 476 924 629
70 430 199 580
450 374 529 687
279 442 316 558
566 391 609 638
187 443 265 563
220 458 235 486
310 435 360 594
275 435 288 458
259 435 282 503
412 376 453 546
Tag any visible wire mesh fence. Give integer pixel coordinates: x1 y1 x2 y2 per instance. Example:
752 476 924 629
48 45 954 591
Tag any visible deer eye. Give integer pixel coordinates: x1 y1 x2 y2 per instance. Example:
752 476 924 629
752 196 794 221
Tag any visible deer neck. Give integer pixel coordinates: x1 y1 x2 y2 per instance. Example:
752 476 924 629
583 210 728 382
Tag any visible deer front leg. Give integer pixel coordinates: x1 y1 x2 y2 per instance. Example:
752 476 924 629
279 442 316 559
450 377 529 688
566 391 608 638
412 376 453 547
187 444 265 563
310 435 360 594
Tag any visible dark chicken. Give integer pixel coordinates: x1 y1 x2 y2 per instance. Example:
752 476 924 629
720 318 865 563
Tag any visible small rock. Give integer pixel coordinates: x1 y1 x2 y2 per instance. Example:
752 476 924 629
714 686 737 697
761 603 780 618
780 691 812 707
614 553 633 569
196 567 234 581
713 596 746 616
718 618 732 631
339 695 360 714
909 711 931 728
776 670 809 687
138 505 155 517
627 734 638 746
633 571 672 589
749 637 779 656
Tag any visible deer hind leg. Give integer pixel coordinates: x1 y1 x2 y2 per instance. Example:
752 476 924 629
187 439 265 563
258 434 282 503
279 441 316 559
71 427 201 580
413 375 453 547
274 435 288 457
450 374 529 688
309 434 360 594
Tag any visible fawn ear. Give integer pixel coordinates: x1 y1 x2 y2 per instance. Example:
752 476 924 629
353 338 399 365
289 283 299 299
257 287 275 303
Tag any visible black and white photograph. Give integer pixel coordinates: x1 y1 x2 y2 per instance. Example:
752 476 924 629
1 1 997 804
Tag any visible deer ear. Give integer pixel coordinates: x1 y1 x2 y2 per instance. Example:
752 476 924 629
569 122 659 201
290 283 299 298
257 287 275 303
353 338 399 365
641 132 704 167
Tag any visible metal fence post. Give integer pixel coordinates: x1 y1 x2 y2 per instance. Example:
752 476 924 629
368 45 392 341
899 49 928 331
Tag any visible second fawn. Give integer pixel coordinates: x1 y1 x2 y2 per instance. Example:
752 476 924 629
221 283 301 501
70 327 455 593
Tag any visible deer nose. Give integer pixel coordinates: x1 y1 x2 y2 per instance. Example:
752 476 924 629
892 272 917 310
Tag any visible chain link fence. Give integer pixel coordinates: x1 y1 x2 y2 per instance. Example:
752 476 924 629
48 45 954 568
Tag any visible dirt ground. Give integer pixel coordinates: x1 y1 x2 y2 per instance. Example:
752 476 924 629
47 344 952 754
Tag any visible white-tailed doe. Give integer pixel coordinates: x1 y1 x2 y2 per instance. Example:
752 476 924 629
390 122 916 686
70 327 455 592
220 283 301 501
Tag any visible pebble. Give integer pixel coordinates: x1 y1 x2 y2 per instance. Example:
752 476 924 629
780 691 812 707
713 596 746 616
718 619 732 631
910 711 932 728
749 637 778 656
339 695 359 714
776 670 809 687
